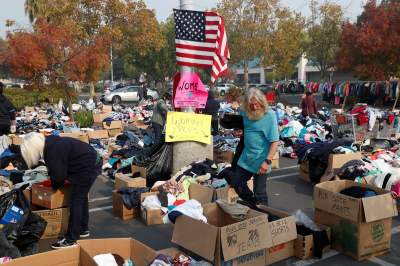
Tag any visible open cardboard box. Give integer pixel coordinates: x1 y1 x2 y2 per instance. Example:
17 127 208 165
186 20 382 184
294 222 331 260
114 173 146 190
103 120 123 130
87 130 109 139
60 132 89 144
78 238 157 266
140 192 164 225
172 203 272 266
314 180 398 260
112 190 140 220
93 112 111 124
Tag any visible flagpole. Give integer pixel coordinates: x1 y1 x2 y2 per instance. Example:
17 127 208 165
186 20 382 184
180 0 195 113
172 0 213 174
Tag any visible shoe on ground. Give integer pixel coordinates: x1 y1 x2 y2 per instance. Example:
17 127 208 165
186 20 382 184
50 238 77 249
80 230 90 238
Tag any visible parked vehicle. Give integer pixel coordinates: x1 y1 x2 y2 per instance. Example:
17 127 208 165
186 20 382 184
215 83 237 96
145 88 159 100
102 86 144 104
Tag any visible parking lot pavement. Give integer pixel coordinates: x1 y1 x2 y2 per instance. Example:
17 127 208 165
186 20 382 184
39 157 400 265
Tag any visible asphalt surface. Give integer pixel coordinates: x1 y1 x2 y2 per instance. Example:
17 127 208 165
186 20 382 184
38 157 400 266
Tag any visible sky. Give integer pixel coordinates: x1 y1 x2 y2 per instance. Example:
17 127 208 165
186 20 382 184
0 0 366 39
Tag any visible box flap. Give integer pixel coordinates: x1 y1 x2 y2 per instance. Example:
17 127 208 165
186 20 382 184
172 215 218 261
4 246 80 266
103 120 123 129
220 213 271 261
256 206 297 246
189 183 214 205
88 130 109 139
130 239 157 266
362 193 398 222
314 181 361 223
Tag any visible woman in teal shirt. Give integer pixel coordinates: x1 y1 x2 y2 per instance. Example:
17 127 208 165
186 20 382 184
221 88 279 206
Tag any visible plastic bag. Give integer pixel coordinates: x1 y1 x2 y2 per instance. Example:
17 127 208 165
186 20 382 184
147 143 173 187
292 210 320 231
13 212 47 256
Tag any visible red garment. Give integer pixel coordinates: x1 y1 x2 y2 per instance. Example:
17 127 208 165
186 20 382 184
40 180 70 188
265 91 276 103
391 182 400 198
387 114 395 125
357 114 369 126
173 200 186 206
350 105 367 115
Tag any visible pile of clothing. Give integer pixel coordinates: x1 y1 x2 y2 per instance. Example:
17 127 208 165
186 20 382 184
213 134 240 153
296 139 355 183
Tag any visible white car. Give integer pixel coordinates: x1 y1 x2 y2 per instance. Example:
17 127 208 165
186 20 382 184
103 86 143 104
216 83 236 96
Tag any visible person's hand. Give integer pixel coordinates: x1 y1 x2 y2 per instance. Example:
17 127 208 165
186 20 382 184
10 125 16 134
258 161 269 175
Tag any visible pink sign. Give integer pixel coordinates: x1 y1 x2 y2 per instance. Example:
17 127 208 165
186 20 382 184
174 72 208 109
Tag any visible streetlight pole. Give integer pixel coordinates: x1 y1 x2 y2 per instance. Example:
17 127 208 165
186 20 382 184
172 0 213 174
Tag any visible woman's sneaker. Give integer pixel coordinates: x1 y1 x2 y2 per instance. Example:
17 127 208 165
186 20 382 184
80 230 90 238
50 238 77 249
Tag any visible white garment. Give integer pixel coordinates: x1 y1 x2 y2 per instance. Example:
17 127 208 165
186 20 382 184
367 108 377 131
0 135 10 155
93 254 118 266
141 195 162 210
163 199 207 224
371 159 400 190
287 120 304 137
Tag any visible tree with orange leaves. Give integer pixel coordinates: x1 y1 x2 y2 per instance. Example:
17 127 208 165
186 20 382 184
336 0 400 80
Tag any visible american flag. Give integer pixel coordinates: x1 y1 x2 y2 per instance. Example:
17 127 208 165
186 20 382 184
174 9 230 83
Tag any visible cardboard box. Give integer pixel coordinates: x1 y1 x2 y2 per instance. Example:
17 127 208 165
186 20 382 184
3 246 81 266
215 180 253 203
103 120 123 130
299 161 311 182
5 238 156 266
140 192 164 225
327 152 362 172
93 112 111 124
108 128 122 137
31 183 72 209
103 105 113 112
314 180 398 260
33 208 69 239
256 206 297 265
172 203 272 266
25 106 35 112
115 174 147 190
87 130 109 139
294 223 331 260
112 190 140 220
132 165 147 179
60 132 89 143
213 150 234 164
78 238 157 266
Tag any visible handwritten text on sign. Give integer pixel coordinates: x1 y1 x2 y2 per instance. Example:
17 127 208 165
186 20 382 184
174 72 208 109
165 112 211 144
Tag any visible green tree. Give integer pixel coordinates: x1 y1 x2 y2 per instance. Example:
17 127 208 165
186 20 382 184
0 38 9 78
306 0 344 80
217 0 279 88
263 8 306 80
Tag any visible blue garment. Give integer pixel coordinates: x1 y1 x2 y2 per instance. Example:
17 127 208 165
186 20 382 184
238 109 279 174
0 149 14 159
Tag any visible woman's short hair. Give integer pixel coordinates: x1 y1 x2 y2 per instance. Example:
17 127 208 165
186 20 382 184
242 87 269 120
21 132 45 169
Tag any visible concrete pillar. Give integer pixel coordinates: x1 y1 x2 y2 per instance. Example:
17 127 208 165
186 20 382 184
298 53 308 83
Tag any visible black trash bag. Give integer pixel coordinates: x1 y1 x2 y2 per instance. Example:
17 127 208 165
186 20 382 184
0 228 20 259
146 143 173 187
0 184 30 237
13 212 47 256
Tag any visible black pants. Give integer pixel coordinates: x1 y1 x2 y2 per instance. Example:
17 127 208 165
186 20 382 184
65 175 97 242
219 166 269 205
